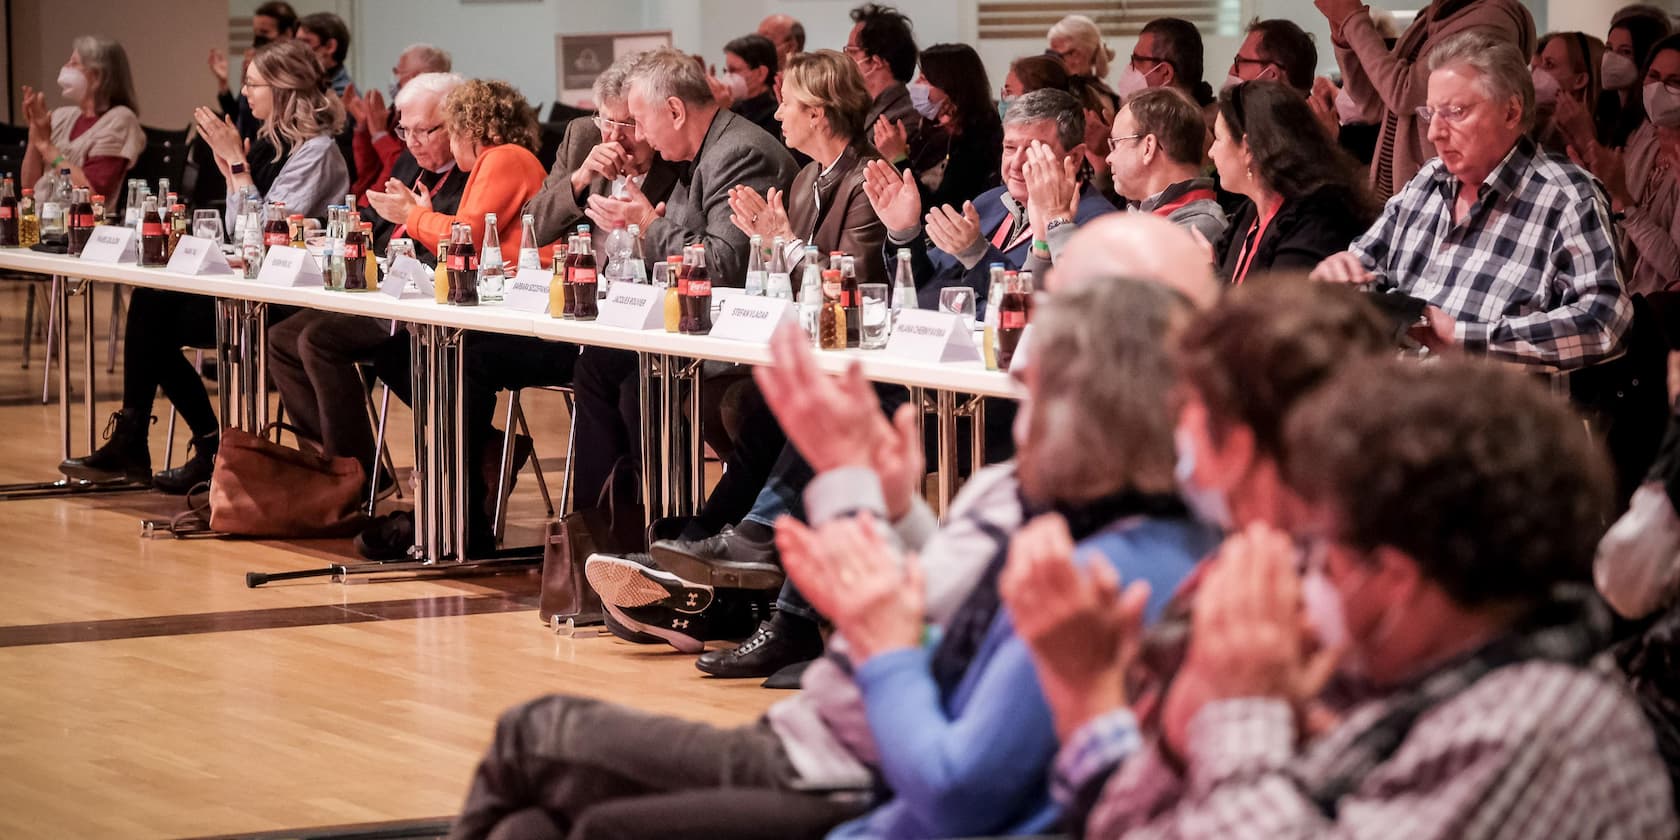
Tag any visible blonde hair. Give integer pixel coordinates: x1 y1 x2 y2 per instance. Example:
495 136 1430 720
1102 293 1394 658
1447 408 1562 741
782 50 874 146
248 40 344 150
71 35 138 115
1048 15 1116 77
443 79 540 153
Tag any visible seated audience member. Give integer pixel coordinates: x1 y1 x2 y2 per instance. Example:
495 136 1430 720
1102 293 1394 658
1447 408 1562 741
451 275 1215 840
758 13 805 66
1120 17 1215 108
356 79 554 558
567 48 798 519
1571 35 1680 295
1048 14 1120 112
1211 80 1374 284
1001 54 1072 118
1314 32 1631 370
1599 5 1672 148
1077 357 1678 839
1534 31 1606 154
20 36 143 202
59 41 347 492
1226 18 1318 95
869 88 1115 308
524 55 680 248
347 43 452 200
846 4 943 181
1102 87 1228 245
875 43 1003 212
722 34 782 138
1318 0 1536 199
295 11 353 95
209 0 297 140
267 71 466 503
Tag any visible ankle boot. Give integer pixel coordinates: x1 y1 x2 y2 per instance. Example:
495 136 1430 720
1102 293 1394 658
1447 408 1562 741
152 432 219 495
59 411 153 484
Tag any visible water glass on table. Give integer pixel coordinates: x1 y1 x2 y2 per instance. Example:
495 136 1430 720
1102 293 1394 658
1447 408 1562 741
938 287 976 333
192 210 224 244
859 283 890 349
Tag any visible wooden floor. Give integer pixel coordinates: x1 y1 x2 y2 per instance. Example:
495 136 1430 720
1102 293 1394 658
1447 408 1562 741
0 280 779 839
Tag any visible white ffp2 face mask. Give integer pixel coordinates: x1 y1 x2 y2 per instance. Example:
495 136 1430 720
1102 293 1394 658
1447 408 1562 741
1173 426 1231 529
1531 66 1562 107
58 65 88 101
1646 80 1680 128
1602 51 1640 91
1116 63 1159 99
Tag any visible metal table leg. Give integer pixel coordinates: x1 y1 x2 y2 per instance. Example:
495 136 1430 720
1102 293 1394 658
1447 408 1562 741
637 352 662 522
659 353 683 516
965 395 986 476
79 280 96 454
687 358 703 514
935 390 958 512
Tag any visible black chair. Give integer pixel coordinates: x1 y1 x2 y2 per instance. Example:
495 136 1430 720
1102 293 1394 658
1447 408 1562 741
125 125 191 206
0 123 30 181
536 121 568 173
547 102 592 124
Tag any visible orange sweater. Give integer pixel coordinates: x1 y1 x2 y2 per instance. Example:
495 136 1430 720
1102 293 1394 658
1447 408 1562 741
405 142 552 266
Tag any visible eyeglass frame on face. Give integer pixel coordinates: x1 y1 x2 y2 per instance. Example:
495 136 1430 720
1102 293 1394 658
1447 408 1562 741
1230 54 1280 78
394 122 445 143
1130 53 1171 73
1107 133 1145 152
592 115 641 140
1414 99 1483 125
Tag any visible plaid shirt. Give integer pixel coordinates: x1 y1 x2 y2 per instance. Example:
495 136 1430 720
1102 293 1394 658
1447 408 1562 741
1351 137 1631 370
1085 590 1676 839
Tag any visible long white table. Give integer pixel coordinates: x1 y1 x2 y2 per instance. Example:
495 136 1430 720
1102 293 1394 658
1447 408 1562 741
0 248 1018 568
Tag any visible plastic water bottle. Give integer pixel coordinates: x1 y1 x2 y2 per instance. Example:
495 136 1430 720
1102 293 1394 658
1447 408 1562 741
744 234 766 296
765 235 792 300
623 223 648 284
602 220 636 293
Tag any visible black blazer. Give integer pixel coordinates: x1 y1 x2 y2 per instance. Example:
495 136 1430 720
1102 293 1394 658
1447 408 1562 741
1217 184 1374 283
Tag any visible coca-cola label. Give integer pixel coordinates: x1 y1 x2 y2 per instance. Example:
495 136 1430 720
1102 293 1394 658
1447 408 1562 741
461 255 478 271
343 243 362 259
0 207 14 220
142 222 165 237
689 280 712 296
1001 311 1027 329
264 232 290 246
570 267 597 284
71 213 96 228
448 254 465 270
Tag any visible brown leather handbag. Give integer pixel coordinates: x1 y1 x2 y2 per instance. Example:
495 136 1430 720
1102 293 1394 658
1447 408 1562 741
208 423 367 537
540 463 644 626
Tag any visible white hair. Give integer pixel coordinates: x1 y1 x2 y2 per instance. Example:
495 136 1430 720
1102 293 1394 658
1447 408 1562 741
1427 31 1535 131
395 71 464 111
401 43 453 73
1048 14 1116 77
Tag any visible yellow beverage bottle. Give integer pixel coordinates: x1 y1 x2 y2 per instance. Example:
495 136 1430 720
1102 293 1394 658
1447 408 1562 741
433 240 450 304
982 325 997 370
362 224 379 291
550 258 567 318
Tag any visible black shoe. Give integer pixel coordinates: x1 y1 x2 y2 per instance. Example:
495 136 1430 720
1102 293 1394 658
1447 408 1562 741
586 553 715 614
602 608 665 645
152 432 219 495
59 411 153 484
599 591 770 655
762 658 815 690
355 510 415 560
695 613 823 679
650 526 785 591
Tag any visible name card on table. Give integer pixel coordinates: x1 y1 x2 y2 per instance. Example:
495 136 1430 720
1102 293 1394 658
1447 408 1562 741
503 268 553 314
256 245 324 287
885 309 983 363
710 295 796 344
596 282 665 330
78 226 138 264
164 235 233 275
379 255 436 300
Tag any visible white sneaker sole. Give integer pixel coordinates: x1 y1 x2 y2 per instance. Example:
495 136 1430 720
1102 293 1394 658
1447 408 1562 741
585 554 714 613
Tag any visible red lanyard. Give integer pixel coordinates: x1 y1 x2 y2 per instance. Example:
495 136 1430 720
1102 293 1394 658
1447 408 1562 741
1230 202 1282 286
1151 187 1218 218
990 211 1034 252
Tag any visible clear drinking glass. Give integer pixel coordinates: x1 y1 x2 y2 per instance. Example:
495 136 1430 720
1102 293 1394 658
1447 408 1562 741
938 287 977 333
859 283 891 349
651 260 671 289
192 209 224 243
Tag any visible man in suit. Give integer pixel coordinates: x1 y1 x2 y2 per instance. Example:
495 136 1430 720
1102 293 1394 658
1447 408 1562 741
867 88 1117 309
569 47 799 528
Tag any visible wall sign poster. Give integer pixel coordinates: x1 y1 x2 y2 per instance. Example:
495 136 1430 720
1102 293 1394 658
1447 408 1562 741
556 31 673 106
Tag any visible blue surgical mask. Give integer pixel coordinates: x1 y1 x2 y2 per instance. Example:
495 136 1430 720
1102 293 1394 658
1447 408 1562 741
998 94 1018 121
909 81 941 120
1174 426 1231 529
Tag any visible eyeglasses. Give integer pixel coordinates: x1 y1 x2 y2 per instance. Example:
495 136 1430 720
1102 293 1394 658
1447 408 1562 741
1230 55 1277 74
394 123 444 142
1414 102 1479 125
1130 53 1170 70
1107 134 1144 151
592 115 641 138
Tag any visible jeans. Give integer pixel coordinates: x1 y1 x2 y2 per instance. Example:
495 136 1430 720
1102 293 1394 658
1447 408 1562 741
449 694 855 840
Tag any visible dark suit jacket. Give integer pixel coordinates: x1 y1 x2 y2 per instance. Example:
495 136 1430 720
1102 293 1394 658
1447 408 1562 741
787 146 888 287
1216 184 1375 283
371 151 468 263
732 92 782 141
891 183 1117 310
522 116 681 248
643 108 799 285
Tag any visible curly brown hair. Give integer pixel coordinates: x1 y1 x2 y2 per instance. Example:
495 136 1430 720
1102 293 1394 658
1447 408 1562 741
442 79 538 153
1284 357 1613 607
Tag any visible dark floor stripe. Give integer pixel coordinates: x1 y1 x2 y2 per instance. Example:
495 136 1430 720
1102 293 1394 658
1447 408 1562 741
178 816 454 840
0 592 538 648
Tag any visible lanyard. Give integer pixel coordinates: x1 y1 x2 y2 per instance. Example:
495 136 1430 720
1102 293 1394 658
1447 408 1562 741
1230 201 1282 286
990 211 1033 253
1151 187 1218 218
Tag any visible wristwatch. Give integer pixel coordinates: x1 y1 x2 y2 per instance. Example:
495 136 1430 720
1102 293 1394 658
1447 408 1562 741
230 161 247 176
1045 216 1071 233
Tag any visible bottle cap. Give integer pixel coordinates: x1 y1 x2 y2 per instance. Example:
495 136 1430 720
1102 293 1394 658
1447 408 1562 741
21 188 32 195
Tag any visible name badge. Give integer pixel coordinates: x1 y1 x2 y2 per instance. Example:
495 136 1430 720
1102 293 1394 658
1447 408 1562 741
885 309 982 364
164 235 233 275
79 226 138 264
379 255 437 300
256 245 324 287
710 295 796 344
596 282 665 330
502 267 553 314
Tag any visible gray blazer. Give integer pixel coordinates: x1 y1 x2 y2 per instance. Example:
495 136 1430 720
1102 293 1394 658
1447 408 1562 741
642 108 799 286
522 116 681 248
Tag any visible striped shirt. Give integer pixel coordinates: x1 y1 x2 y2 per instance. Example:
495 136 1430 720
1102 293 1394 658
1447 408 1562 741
1351 137 1631 370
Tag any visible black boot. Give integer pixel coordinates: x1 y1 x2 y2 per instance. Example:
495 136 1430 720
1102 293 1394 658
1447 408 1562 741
152 432 218 495
59 411 153 484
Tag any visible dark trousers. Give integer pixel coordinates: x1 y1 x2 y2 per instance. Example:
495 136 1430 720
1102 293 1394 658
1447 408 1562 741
449 694 858 840
267 311 402 476
569 348 644 511
122 288 219 438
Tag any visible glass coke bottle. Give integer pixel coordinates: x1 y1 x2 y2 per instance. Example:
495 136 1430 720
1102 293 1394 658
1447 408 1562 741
570 228 598 320
0 177 19 247
261 202 290 263
68 189 96 255
682 244 712 334
140 195 168 267
342 211 369 291
448 223 479 306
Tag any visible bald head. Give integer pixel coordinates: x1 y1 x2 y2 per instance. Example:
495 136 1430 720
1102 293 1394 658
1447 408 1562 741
758 14 805 59
1046 214 1218 310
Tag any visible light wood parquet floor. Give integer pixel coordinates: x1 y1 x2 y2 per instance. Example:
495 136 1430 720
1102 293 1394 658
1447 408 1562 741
0 279 778 839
